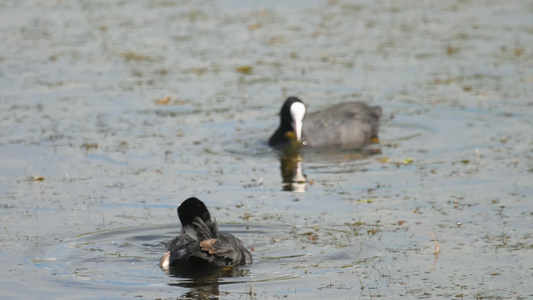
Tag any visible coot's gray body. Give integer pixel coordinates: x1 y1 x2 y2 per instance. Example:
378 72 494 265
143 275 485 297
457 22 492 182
302 101 381 147
269 97 382 148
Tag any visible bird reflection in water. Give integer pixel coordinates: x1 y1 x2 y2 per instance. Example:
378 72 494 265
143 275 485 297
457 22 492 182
276 138 383 193
167 265 251 299
278 141 307 192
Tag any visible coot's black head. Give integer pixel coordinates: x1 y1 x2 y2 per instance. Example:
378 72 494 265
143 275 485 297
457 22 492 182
268 97 306 147
279 97 304 127
177 197 212 227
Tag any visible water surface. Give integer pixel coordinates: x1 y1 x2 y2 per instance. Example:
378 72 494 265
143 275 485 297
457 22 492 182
0 0 532 299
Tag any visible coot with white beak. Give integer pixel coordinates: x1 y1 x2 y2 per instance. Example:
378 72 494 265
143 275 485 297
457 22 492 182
269 97 382 148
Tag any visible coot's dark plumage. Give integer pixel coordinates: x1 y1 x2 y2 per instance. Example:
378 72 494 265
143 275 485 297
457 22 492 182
160 197 252 272
268 97 382 148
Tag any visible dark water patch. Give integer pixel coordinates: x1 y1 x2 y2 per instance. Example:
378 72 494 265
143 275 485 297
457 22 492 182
24 221 382 297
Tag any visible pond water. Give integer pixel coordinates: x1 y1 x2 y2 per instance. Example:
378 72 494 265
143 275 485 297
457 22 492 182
0 0 532 299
